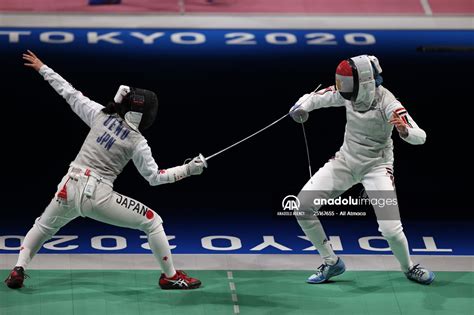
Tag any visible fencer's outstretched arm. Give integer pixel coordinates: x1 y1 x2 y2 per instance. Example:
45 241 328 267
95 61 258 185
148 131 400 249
132 139 204 186
386 102 426 145
289 86 345 123
23 50 103 127
297 86 346 112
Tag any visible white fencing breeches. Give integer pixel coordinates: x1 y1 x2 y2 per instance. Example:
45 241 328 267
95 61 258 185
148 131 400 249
16 168 176 276
296 152 413 270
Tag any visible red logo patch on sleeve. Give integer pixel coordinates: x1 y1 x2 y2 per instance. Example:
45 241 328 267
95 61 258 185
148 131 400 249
146 210 154 220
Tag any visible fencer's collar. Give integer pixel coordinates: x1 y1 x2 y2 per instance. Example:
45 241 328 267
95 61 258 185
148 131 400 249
124 111 142 133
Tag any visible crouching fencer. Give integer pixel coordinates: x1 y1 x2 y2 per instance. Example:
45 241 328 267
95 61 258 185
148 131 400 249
289 55 434 285
5 50 204 290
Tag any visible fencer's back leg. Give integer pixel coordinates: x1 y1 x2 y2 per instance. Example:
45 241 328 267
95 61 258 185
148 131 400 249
295 157 356 265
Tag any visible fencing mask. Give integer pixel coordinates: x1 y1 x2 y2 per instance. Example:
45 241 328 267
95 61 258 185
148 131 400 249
113 85 158 132
335 55 383 112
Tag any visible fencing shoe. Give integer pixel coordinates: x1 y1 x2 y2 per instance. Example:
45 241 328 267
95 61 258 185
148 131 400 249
5 266 27 289
159 270 201 290
405 264 435 285
307 257 346 284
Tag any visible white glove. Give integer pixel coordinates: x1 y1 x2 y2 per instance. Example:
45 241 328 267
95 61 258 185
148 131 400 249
186 156 205 176
289 93 312 123
289 103 309 123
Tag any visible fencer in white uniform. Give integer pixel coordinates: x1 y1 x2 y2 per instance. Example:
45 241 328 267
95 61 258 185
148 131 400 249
5 50 203 290
289 55 435 285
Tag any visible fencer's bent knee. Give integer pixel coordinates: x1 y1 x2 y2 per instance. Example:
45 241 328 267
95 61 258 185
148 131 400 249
139 210 164 235
295 201 322 231
295 190 323 228
147 222 165 237
378 220 403 240
33 216 63 238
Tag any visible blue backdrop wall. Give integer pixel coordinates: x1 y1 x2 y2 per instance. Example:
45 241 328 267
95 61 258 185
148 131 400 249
1 28 472 223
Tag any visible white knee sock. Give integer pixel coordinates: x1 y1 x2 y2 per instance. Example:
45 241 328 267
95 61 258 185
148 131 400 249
16 224 50 269
147 227 176 278
385 232 413 272
300 220 338 265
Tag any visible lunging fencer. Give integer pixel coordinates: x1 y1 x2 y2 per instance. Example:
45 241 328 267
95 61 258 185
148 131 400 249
5 50 205 290
289 55 435 285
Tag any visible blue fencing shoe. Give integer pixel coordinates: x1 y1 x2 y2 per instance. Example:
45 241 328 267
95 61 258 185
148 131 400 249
405 264 435 285
307 257 346 284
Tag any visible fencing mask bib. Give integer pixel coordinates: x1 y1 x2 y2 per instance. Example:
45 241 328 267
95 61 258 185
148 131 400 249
113 85 158 132
335 55 383 112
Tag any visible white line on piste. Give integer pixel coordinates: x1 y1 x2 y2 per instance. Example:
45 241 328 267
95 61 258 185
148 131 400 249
232 294 238 302
227 271 240 314
420 0 433 15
